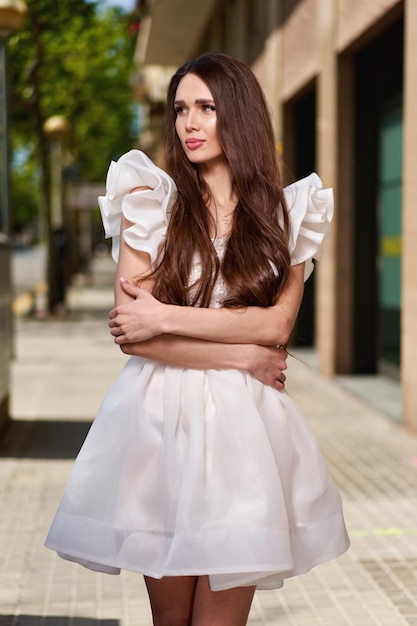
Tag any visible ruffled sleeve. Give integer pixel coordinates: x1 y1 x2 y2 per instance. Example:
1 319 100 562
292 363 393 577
98 150 177 265
283 173 334 281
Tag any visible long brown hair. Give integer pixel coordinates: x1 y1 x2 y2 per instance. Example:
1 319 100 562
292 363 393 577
151 52 291 308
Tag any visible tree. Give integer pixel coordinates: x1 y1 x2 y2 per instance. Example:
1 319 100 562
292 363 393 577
9 0 137 236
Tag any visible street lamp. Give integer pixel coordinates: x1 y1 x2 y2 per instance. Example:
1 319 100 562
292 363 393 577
43 115 70 313
43 115 70 229
0 0 27 236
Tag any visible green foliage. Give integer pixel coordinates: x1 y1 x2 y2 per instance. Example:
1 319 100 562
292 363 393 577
10 148 40 235
8 0 137 234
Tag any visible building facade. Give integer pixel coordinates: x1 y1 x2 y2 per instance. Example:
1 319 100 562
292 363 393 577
135 0 417 433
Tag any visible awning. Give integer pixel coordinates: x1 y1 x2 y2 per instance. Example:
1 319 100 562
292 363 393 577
136 0 217 66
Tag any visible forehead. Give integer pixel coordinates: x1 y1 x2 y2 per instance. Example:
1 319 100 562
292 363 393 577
175 73 214 101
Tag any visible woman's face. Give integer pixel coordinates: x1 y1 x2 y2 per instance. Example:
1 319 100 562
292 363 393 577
174 73 223 166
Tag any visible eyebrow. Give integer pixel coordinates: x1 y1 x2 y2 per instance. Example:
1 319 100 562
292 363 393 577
174 98 215 106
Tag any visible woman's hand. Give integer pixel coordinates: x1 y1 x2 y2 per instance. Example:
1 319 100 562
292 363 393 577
248 344 288 391
109 279 166 343
110 278 288 390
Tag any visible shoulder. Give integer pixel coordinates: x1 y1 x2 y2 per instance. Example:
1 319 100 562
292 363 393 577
98 150 178 264
283 173 333 280
102 150 177 201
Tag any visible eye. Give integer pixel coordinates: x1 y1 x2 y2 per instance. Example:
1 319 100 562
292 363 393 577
202 104 216 113
174 106 188 116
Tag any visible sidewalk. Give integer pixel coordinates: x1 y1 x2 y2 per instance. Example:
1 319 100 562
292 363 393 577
1 255 417 626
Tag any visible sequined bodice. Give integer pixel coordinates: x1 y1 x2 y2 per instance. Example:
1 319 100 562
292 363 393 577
187 237 228 309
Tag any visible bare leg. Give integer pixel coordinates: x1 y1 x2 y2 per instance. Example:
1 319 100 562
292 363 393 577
144 575 198 626
191 576 256 626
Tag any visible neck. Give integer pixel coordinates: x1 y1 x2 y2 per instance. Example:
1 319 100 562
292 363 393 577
207 194 238 238
200 159 233 197
198 161 238 237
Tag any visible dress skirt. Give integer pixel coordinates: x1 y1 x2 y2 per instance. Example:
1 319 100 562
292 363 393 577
45 355 350 591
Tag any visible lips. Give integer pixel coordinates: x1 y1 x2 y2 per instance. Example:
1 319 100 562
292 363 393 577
185 138 205 150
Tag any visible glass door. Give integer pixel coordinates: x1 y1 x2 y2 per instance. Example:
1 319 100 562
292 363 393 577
377 101 402 370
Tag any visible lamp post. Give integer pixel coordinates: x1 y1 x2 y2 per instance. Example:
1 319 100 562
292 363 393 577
43 115 70 313
0 0 27 236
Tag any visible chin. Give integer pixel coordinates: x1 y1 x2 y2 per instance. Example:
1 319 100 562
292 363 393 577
186 153 223 168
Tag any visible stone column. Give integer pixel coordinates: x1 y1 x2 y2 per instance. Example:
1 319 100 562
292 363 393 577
402 0 417 433
316 0 338 376
335 53 355 374
250 0 282 145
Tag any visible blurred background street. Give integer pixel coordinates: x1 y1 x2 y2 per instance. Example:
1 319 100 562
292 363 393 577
1 0 417 624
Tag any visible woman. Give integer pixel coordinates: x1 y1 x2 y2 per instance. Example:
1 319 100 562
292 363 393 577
45 53 349 626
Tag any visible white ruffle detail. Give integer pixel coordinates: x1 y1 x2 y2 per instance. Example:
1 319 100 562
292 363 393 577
98 150 177 265
284 173 334 281
98 151 332 282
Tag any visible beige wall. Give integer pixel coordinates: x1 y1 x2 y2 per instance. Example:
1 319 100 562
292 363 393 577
282 0 319 100
337 0 402 51
229 0 414 429
251 28 284 142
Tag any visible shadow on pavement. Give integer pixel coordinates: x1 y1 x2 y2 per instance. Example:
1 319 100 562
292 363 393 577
0 617 119 625
0 419 91 459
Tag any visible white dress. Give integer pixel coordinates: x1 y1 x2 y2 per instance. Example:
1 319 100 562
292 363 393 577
45 150 349 591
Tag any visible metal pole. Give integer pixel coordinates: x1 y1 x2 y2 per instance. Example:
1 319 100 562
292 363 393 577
0 34 9 236
50 137 63 229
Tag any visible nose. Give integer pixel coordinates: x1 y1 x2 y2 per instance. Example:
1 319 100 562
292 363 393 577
185 109 199 132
